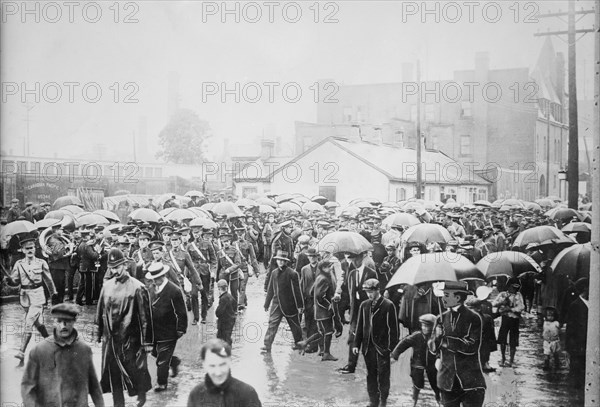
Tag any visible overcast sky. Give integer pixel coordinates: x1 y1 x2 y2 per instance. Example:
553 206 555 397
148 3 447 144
1 0 596 161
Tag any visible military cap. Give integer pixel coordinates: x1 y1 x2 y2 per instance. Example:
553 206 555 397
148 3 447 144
170 230 182 240
25 202 33 207
51 303 80 320
306 248 319 257
137 230 153 240
492 223 503 229
148 240 165 251
201 227 214 234
19 236 36 246
11 198 19 203
298 235 311 244
362 278 380 291
385 243 396 249
279 220 292 228
178 226 190 234
219 232 233 240
160 225 174 234
107 248 128 268
117 236 130 245
273 250 291 262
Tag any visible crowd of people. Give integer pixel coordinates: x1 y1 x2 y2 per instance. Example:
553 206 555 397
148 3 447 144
0 192 593 407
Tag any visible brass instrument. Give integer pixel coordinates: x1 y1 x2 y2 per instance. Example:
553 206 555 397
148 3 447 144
39 227 74 260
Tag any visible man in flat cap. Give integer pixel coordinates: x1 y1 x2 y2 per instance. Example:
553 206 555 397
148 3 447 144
429 281 486 407
21 303 104 407
353 278 398 407
7 198 21 223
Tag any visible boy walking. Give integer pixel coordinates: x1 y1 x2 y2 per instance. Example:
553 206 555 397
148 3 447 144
216 279 237 346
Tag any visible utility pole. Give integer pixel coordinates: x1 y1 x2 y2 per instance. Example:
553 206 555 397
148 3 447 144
416 59 422 199
586 2 600 405
546 106 551 195
536 0 595 208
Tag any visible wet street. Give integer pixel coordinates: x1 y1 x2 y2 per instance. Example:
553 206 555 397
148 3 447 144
0 274 584 407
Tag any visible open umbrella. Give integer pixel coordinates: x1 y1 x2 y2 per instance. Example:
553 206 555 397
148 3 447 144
159 207 177 216
200 202 216 211
476 251 542 279
523 201 542 211
474 200 492 207
189 217 219 229
512 226 569 249
184 190 204 198
259 204 276 214
93 209 120 223
386 253 484 287
188 207 211 219
52 196 83 210
382 213 421 228
339 205 361 217
324 201 340 209
550 243 591 281
4 220 36 236
381 201 400 208
235 198 258 208
354 201 374 209
278 201 301 212
491 199 504 208
545 207 584 222
401 223 452 245
302 201 325 213
129 208 163 223
402 202 424 212
76 213 110 227
535 198 555 208
256 197 278 208
317 231 373 254
61 205 85 214
211 202 244 218
502 199 524 208
546 195 562 202
34 218 63 230
311 195 328 205
164 208 197 222
561 222 592 234
275 193 295 204
442 202 461 210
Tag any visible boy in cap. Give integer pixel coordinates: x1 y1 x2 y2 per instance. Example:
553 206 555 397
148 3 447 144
7 198 21 223
492 277 524 367
215 279 237 346
21 303 104 407
429 281 486 407
6 237 58 365
391 313 440 407
352 278 398 407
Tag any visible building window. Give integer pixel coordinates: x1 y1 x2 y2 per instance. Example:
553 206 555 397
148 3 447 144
460 135 471 156
343 107 353 122
242 187 257 197
396 187 406 201
461 101 472 117
319 186 336 202
478 188 487 200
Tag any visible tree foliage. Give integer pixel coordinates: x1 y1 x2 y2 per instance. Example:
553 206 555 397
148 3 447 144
156 109 211 164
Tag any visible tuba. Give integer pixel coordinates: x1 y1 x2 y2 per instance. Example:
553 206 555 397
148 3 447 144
39 227 75 260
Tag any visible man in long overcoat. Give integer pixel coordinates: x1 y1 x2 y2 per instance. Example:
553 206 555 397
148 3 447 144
96 248 153 407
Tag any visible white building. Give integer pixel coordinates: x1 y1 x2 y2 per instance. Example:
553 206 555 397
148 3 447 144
233 137 490 205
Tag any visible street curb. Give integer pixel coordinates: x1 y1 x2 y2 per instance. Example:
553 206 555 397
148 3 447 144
0 295 20 305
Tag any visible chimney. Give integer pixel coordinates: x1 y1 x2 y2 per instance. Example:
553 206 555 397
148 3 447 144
260 139 274 160
402 63 414 83
555 52 565 106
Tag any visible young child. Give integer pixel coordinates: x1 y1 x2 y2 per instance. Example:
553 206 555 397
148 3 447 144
542 306 561 370
466 296 497 372
391 313 440 407
215 279 237 346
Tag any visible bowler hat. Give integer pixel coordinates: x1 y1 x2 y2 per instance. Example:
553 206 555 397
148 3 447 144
306 248 318 257
107 248 128 268
145 262 170 280
51 303 80 320
440 280 470 293
273 250 290 262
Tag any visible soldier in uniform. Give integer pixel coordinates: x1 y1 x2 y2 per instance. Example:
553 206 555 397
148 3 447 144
132 231 154 281
188 225 218 324
7 198 21 223
233 225 260 311
5 237 57 365
179 226 191 250
262 213 275 268
76 229 101 306
164 230 202 312
216 233 243 311
42 220 73 304
160 225 174 251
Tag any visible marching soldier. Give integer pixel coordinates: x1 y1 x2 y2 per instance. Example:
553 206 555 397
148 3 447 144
188 225 218 324
262 214 275 268
4 237 58 366
132 231 154 281
164 230 202 313
216 233 243 312
233 226 260 311
75 229 101 306
42 220 73 304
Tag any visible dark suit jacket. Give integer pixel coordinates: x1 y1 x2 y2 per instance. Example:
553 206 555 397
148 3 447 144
429 305 486 392
149 280 187 342
313 272 335 320
347 266 378 322
565 296 588 357
264 266 304 317
216 292 237 327
354 296 399 356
